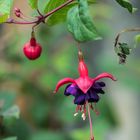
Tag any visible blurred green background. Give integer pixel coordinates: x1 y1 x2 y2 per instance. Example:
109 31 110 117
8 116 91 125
0 0 140 140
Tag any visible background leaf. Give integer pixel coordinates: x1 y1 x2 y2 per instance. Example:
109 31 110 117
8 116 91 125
2 105 20 119
0 91 16 111
28 0 38 9
0 0 13 23
115 0 134 13
135 34 140 42
44 0 66 13
30 131 65 140
3 137 17 140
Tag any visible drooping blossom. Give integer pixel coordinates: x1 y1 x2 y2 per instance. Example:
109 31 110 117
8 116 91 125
54 50 116 106
54 50 116 140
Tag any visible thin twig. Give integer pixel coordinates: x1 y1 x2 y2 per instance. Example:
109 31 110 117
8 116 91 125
37 9 43 16
114 28 140 47
5 0 75 25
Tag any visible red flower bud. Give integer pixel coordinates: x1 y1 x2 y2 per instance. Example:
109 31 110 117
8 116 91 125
15 12 21 17
23 38 42 60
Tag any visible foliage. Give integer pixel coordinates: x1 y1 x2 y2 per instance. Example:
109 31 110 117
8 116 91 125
0 0 138 140
0 0 13 23
67 0 101 42
115 0 134 13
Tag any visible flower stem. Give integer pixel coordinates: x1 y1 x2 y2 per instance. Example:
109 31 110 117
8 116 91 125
87 102 94 140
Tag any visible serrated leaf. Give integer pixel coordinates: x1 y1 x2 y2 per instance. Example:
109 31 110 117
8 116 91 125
0 0 13 23
3 137 17 140
2 105 20 119
115 0 134 13
67 0 101 42
28 0 38 9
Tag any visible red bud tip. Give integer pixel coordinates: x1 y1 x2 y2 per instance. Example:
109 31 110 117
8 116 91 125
30 38 36 46
14 7 21 13
15 12 21 17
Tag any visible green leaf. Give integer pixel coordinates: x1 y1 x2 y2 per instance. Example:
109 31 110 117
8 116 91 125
44 0 96 25
0 91 16 111
3 137 17 140
134 34 140 48
120 43 131 55
47 3 75 26
28 0 38 9
0 14 8 23
115 0 134 13
88 0 96 3
44 0 66 13
2 105 20 119
115 43 131 55
67 0 101 42
38 0 49 13
44 0 76 25
135 34 140 43
114 43 131 64
0 0 13 23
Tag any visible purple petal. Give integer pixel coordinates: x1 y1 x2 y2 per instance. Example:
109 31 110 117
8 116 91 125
64 84 78 96
74 92 86 105
86 90 99 103
97 82 106 87
93 82 105 88
91 82 105 94
64 84 71 96
94 89 105 94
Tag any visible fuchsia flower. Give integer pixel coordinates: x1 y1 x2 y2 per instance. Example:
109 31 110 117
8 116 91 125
54 51 116 103
54 51 116 140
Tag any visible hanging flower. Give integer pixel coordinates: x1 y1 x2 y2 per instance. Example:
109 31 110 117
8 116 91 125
54 50 116 104
54 50 116 140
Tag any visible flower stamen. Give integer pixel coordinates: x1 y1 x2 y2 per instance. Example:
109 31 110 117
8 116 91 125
74 113 78 117
93 103 100 116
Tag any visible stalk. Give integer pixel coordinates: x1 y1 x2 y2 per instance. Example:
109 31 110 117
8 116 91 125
87 102 94 140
